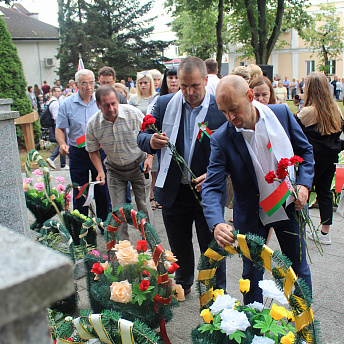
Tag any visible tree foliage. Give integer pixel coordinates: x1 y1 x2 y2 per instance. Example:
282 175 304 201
0 17 40 145
299 3 344 75
57 0 170 84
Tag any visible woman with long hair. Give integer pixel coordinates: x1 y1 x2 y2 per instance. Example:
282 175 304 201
249 76 276 105
296 72 344 244
129 72 157 115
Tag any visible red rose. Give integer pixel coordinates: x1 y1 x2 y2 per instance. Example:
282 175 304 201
264 171 277 184
168 262 180 274
289 155 304 165
276 166 288 180
142 270 150 277
91 263 104 275
140 280 150 291
136 240 148 252
277 158 290 170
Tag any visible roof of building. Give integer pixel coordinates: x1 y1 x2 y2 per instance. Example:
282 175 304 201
0 4 59 40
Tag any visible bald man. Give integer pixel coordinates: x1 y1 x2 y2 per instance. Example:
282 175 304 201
202 75 314 304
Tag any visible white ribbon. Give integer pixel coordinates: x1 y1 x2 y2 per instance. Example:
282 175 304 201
83 181 101 207
118 318 135 344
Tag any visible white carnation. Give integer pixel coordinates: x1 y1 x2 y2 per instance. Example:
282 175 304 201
251 335 275 344
219 308 250 335
209 294 237 315
258 280 288 305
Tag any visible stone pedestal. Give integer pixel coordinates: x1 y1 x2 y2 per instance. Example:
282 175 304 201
0 99 30 236
0 225 75 344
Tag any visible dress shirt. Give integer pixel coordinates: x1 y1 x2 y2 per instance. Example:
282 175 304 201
48 96 59 121
56 91 98 147
206 74 220 96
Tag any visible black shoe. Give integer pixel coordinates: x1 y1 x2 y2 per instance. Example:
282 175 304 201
184 287 191 296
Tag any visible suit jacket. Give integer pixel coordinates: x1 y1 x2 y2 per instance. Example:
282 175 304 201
202 104 314 232
137 92 227 208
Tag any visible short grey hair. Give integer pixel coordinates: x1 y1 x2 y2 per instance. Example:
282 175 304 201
75 69 94 83
178 56 207 79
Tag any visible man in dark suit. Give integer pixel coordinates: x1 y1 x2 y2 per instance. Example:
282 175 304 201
138 56 227 295
125 76 136 90
202 75 314 304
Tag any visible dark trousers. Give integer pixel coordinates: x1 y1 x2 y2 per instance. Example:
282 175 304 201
242 204 312 304
313 153 337 226
162 184 226 291
69 145 110 221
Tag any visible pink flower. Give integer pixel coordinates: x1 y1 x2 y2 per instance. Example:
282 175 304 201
34 182 45 192
66 193 73 203
33 169 43 176
23 177 33 184
89 249 100 257
56 184 66 193
55 176 65 183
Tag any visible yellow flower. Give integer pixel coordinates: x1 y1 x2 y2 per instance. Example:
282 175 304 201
114 240 132 251
281 331 295 344
270 303 288 320
142 259 157 270
100 261 109 270
212 289 225 300
115 247 139 266
110 280 132 303
287 310 295 322
23 183 29 190
37 177 42 182
239 279 250 293
172 280 186 302
165 249 178 262
200 309 214 324
50 194 56 200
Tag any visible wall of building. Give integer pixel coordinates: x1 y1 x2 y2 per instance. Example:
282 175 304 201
14 40 60 88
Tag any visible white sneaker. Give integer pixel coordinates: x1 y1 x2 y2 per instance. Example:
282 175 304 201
46 158 56 169
60 165 69 170
308 231 331 245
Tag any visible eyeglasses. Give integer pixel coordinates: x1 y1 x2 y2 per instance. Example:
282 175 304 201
80 81 95 87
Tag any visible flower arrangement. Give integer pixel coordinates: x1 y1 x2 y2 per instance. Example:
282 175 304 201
263 156 322 255
24 150 72 230
193 232 321 344
84 204 179 336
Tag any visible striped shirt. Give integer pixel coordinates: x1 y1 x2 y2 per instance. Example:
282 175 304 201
85 104 146 166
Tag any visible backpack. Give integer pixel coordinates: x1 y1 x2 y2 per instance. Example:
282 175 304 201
40 100 56 128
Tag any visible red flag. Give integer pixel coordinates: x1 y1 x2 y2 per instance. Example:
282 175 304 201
335 164 344 193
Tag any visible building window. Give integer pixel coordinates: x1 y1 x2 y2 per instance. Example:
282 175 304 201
325 60 336 75
305 60 315 75
239 61 247 66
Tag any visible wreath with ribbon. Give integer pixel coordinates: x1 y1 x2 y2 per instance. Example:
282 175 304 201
192 231 321 343
84 204 178 344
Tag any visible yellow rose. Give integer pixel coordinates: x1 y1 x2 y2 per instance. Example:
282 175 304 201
143 259 157 270
270 303 288 320
110 280 132 303
212 289 225 300
116 247 139 266
23 183 29 190
281 331 295 344
239 279 250 293
287 310 295 322
172 281 186 302
100 261 109 270
200 309 214 324
165 249 178 262
114 240 132 251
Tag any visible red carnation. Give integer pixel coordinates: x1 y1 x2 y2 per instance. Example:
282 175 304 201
289 155 304 165
265 171 277 184
276 166 288 180
141 115 156 132
277 158 290 170
91 263 104 275
140 280 150 291
168 262 180 274
142 270 150 277
136 240 148 252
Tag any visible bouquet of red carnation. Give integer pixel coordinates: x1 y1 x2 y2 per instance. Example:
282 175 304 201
263 156 322 256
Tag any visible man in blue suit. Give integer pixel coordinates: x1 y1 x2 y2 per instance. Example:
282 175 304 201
137 57 227 295
202 75 314 304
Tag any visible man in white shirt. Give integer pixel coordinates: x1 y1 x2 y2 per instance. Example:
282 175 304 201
205 58 220 96
46 86 69 170
85 85 153 239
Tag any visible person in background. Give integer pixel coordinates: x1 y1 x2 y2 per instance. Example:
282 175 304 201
290 77 298 99
114 83 129 100
37 94 45 116
296 72 344 245
249 76 276 105
126 76 136 90
231 66 250 83
205 58 220 96
283 76 290 99
34 84 42 105
331 76 339 100
275 81 287 104
327 76 334 96
129 72 157 115
247 64 263 82
27 86 37 110
41 81 51 97
149 69 162 92
336 78 343 101
298 77 305 94
55 80 63 92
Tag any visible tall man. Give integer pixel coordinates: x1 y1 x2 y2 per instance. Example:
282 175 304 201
55 69 110 224
202 75 314 304
138 56 227 294
86 86 153 239
98 66 127 104
205 58 220 96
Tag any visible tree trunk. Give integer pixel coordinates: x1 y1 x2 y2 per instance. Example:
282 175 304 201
245 0 259 63
216 0 224 76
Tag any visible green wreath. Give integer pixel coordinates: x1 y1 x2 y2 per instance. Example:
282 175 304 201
192 231 321 344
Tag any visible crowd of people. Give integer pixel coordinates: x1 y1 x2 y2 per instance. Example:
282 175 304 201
27 58 344 302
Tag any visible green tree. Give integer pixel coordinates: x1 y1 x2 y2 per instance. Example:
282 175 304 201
57 0 169 84
0 17 40 145
299 3 344 75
